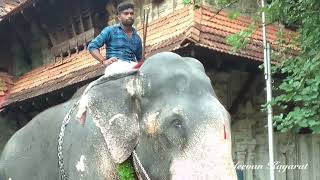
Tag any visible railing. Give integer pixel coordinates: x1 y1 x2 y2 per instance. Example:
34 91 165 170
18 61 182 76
50 28 99 58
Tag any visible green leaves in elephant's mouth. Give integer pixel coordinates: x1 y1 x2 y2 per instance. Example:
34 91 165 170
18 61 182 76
117 159 136 180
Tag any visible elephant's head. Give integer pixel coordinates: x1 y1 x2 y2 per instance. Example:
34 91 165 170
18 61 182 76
81 52 237 179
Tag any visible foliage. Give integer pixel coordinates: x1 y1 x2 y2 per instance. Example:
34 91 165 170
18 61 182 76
264 0 320 134
226 23 256 52
173 0 320 134
182 0 201 8
182 0 192 5
217 0 320 133
117 160 135 180
227 10 240 20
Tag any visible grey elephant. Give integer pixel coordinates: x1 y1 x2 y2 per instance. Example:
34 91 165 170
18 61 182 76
0 52 237 180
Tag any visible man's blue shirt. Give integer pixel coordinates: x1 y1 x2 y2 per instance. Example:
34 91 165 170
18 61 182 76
88 24 142 62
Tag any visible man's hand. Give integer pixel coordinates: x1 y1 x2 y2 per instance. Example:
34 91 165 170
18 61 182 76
103 57 118 65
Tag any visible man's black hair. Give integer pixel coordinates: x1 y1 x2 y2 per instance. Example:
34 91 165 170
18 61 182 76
117 2 134 14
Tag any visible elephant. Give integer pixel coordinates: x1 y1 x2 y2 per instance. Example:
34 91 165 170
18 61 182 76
0 52 237 180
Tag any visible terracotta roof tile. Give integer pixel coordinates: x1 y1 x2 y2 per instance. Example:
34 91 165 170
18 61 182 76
142 5 297 61
0 72 13 106
138 6 193 47
0 0 32 21
5 64 104 105
10 50 99 93
2 49 105 106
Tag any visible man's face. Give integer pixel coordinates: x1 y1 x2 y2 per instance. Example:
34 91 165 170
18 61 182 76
118 8 135 26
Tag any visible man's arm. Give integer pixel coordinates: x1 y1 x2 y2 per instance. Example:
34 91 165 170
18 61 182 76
88 27 117 65
90 49 104 64
90 49 117 65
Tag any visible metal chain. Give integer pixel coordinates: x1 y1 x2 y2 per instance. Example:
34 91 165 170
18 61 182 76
57 100 80 180
57 101 151 180
133 150 151 180
56 72 139 179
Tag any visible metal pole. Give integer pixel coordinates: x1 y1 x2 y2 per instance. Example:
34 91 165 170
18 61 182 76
142 9 146 60
261 0 275 179
266 43 275 180
142 8 149 61
261 0 268 80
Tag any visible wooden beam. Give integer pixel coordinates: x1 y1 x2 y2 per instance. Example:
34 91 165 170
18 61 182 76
37 0 62 46
79 14 85 33
9 17 32 64
80 7 93 33
19 11 64 50
70 18 78 36
22 4 54 47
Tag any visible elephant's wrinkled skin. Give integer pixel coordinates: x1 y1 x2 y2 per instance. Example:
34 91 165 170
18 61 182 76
0 52 237 180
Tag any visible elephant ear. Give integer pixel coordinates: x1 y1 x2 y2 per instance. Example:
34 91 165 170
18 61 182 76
83 72 141 164
183 56 217 97
183 57 205 72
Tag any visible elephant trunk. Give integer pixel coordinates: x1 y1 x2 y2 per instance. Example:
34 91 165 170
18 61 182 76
170 122 237 180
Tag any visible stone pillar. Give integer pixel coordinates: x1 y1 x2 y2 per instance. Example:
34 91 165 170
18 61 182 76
279 134 296 180
245 142 257 180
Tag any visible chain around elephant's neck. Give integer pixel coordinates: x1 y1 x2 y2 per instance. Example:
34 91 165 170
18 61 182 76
57 101 151 180
133 150 151 180
57 105 151 180
57 100 80 180
57 71 141 180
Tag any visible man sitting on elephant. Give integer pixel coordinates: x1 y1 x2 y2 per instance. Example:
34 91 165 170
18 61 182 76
88 1 143 76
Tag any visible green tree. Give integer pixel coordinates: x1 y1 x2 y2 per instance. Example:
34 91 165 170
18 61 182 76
267 0 320 133
217 0 320 133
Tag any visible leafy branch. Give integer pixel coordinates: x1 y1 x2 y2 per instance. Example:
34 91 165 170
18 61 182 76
223 0 320 134
117 160 135 180
213 0 240 18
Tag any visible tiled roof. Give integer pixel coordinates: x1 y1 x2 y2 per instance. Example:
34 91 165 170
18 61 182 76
142 6 297 60
0 72 13 106
0 0 32 21
1 50 105 107
138 6 193 55
1 5 297 107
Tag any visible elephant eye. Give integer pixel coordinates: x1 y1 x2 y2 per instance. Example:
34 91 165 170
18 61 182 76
172 119 183 129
